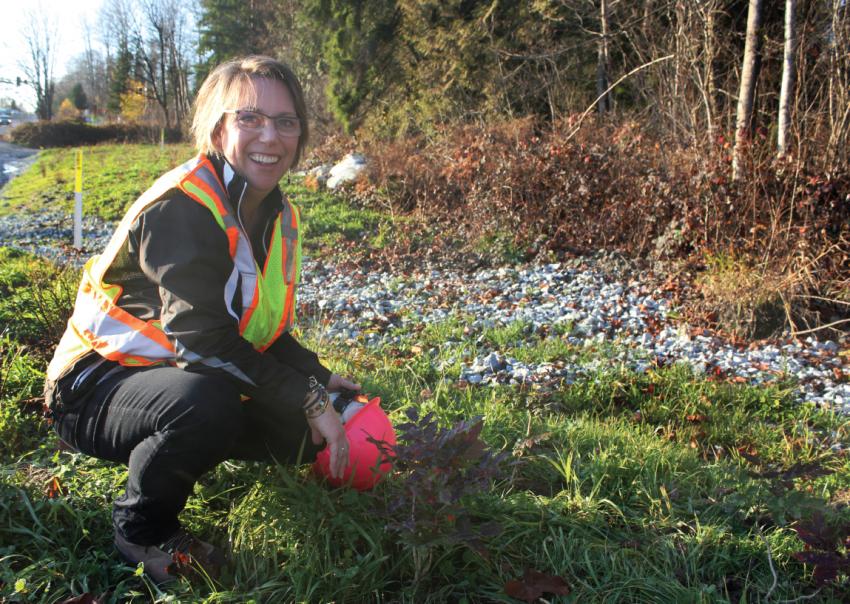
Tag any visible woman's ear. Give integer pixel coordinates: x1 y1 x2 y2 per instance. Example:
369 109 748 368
211 122 223 155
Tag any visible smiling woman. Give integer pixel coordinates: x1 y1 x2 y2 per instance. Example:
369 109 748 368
42 55 361 586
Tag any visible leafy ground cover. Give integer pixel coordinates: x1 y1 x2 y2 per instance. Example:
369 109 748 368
1 144 849 602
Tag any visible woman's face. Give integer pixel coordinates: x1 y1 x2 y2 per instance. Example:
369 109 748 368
214 77 299 202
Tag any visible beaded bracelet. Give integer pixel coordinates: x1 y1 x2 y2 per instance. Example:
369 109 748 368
303 376 330 419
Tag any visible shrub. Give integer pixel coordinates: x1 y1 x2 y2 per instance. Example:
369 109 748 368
352 118 849 335
0 247 77 349
10 121 183 148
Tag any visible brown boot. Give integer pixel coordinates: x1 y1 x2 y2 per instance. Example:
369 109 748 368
115 528 226 585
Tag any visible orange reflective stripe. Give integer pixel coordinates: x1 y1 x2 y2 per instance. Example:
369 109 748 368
259 280 295 352
289 200 298 228
225 226 240 258
183 174 229 217
90 289 175 353
82 329 164 366
238 285 261 333
187 156 228 202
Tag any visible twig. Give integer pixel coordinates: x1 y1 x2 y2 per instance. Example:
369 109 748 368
792 317 850 336
796 294 850 307
777 589 822 603
564 54 675 143
761 530 779 602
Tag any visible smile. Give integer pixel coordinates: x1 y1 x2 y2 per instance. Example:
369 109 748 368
249 153 280 165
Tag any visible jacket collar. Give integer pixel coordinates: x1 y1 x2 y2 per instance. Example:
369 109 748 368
206 153 285 215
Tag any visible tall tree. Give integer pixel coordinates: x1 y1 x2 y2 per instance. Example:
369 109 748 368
80 19 109 116
100 0 137 116
135 0 194 128
108 45 134 115
301 0 399 133
196 0 275 83
70 83 89 111
596 0 612 114
20 6 58 120
732 0 763 180
777 0 797 158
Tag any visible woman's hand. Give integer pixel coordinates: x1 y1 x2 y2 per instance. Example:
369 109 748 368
308 407 349 479
327 373 360 393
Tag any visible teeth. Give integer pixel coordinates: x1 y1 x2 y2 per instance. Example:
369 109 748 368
249 153 279 164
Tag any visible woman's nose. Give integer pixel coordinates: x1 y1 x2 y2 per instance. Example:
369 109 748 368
257 117 278 141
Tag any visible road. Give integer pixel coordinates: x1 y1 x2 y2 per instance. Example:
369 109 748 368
0 138 38 189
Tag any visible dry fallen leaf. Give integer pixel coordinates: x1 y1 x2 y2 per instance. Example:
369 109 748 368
505 568 571 602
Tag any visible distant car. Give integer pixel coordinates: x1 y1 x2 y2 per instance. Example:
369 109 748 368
0 114 11 126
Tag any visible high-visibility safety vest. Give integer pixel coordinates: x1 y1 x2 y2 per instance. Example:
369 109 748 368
47 155 301 382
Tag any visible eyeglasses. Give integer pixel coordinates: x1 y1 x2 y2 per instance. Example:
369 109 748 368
223 109 302 137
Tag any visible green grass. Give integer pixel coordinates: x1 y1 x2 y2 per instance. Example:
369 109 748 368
1 144 849 602
0 144 194 220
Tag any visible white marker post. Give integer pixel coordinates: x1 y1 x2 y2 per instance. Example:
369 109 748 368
74 149 83 250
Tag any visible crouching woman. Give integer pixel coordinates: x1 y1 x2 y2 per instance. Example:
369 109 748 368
44 55 357 584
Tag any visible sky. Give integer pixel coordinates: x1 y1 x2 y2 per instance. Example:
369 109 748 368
0 0 105 111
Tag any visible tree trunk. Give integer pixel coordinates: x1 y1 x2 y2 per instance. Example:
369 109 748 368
777 0 797 158
703 1 718 140
732 0 763 181
596 0 611 114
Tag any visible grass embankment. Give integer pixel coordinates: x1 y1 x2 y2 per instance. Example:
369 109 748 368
1 144 849 603
0 144 194 220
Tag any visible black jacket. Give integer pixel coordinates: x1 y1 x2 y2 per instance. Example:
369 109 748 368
47 154 330 420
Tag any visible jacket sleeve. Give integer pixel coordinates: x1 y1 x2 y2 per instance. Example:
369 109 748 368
129 195 321 412
266 332 332 385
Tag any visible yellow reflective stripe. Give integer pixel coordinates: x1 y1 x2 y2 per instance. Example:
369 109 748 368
243 216 287 349
182 181 226 230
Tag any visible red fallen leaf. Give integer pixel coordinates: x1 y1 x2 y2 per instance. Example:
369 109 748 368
165 550 197 579
737 446 761 465
515 432 553 455
46 476 64 499
685 414 707 424
793 551 850 584
505 569 571 602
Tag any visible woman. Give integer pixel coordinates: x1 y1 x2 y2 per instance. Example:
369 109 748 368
44 56 357 584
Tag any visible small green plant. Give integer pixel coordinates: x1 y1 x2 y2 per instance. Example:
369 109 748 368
371 409 511 581
0 247 77 346
696 251 793 338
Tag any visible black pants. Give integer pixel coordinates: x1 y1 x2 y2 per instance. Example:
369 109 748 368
52 366 320 545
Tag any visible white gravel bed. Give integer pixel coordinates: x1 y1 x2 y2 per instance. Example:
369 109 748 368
298 260 849 414
2 210 848 415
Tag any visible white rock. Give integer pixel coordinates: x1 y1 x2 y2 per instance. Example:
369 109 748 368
327 153 367 189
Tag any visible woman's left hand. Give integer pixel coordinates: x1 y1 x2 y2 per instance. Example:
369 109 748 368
308 407 349 478
327 373 360 393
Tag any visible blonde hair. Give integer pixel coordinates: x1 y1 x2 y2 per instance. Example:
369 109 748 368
191 55 309 167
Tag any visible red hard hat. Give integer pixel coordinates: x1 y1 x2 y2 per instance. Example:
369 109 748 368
313 397 396 490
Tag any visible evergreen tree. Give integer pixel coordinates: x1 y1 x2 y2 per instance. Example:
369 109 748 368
196 0 275 86
299 0 399 133
108 46 133 115
70 83 88 111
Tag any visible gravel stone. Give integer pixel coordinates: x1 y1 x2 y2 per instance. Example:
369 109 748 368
2 208 848 415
